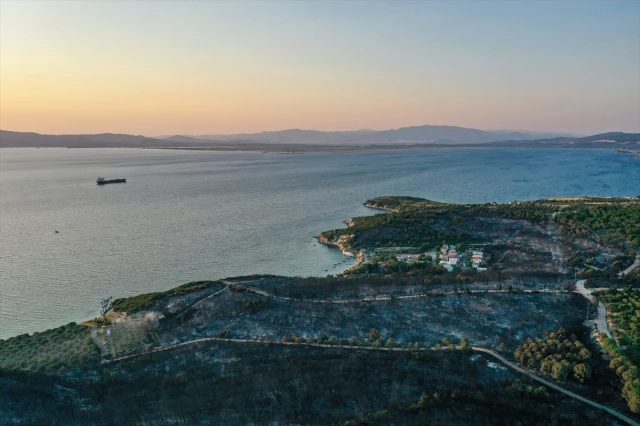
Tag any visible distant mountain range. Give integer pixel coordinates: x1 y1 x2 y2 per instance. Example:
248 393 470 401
1 126 638 151
0 131 166 148
164 126 574 145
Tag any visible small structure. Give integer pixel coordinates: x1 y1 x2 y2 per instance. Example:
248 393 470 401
101 325 114 336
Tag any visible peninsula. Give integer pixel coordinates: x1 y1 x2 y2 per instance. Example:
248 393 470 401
1 196 639 424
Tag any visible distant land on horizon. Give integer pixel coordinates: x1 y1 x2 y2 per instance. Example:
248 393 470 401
161 126 576 145
1 125 638 152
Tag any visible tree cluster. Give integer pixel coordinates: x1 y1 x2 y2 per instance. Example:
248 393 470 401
514 327 592 382
601 288 640 359
600 333 640 413
556 203 640 249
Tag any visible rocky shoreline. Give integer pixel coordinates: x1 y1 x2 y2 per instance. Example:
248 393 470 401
363 202 399 212
315 232 364 274
316 233 355 256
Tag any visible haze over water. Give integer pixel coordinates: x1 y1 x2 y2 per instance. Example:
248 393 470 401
0 147 638 339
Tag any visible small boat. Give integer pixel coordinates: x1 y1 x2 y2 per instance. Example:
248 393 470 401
96 177 126 185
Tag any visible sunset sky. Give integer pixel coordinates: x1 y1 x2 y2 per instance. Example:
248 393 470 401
1 1 639 136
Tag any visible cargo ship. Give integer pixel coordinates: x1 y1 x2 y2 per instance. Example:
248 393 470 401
96 177 126 185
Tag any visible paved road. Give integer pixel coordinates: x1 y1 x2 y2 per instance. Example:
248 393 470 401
597 302 613 338
620 256 640 278
574 279 612 338
104 337 639 426
574 279 593 299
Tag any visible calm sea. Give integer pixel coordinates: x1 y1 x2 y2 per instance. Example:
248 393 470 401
1 147 638 339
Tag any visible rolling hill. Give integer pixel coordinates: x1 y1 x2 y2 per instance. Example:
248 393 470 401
1 127 637 150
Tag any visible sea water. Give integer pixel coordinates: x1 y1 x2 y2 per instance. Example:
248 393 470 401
1 147 638 338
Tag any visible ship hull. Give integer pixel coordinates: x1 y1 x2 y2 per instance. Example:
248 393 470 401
97 179 126 185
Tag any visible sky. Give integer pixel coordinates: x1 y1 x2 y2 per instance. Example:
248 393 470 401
1 0 639 136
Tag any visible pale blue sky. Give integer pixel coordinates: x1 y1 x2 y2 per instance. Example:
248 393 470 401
1 0 638 135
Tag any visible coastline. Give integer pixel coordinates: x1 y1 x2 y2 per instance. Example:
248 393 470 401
341 251 365 274
363 202 399 212
315 232 362 274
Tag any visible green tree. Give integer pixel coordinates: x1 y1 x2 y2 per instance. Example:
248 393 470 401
623 366 639 383
551 360 571 380
573 363 592 383
460 337 471 353
540 358 554 374
386 338 394 348
623 378 640 413
369 328 380 342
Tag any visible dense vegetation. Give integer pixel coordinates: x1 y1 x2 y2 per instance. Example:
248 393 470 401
556 202 640 249
0 323 99 372
465 201 558 223
336 196 640 252
600 289 640 363
322 207 473 250
598 288 640 412
111 280 224 313
599 289 640 358
600 333 640 413
514 327 593 383
365 195 441 211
